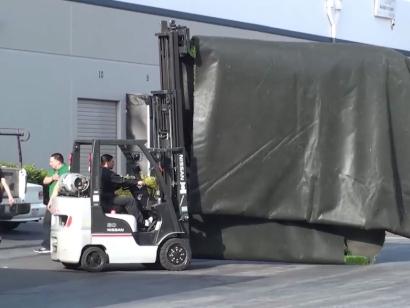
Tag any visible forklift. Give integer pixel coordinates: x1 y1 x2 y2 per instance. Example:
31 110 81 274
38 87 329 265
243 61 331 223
49 21 193 272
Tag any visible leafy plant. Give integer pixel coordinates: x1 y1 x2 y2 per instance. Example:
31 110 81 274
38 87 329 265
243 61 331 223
0 161 47 185
189 39 196 58
24 164 48 185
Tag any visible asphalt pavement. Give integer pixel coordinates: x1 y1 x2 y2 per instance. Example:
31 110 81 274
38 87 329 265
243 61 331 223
1 222 410 308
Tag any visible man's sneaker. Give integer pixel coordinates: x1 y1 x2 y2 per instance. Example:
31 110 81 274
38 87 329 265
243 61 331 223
144 217 153 227
34 247 51 254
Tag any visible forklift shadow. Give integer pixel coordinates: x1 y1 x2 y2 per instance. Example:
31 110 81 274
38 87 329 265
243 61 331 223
60 258 279 273
0 267 266 306
89 259 223 272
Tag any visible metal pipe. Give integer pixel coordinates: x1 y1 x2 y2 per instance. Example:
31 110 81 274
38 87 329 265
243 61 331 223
326 0 336 43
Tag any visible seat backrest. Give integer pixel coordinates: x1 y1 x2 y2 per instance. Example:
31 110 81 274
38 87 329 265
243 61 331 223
99 198 127 214
105 213 137 232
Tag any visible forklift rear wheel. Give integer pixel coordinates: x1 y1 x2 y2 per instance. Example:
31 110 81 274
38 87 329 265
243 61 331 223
81 247 108 273
159 238 191 271
62 262 81 270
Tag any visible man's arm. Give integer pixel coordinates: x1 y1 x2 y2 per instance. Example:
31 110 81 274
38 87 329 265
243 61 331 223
47 182 60 208
0 178 14 205
43 170 54 185
0 169 14 204
112 173 144 187
49 164 70 184
103 169 142 187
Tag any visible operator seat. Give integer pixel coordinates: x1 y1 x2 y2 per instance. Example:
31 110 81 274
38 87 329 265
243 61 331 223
99 192 157 232
99 199 138 232
99 199 126 214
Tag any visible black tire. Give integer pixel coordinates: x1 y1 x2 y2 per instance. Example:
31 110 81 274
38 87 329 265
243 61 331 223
0 222 20 232
159 238 191 271
80 247 108 273
62 262 81 270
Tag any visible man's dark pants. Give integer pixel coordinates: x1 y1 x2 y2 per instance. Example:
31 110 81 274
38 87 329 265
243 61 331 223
101 195 143 228
113 195 143 226
41 209 51 249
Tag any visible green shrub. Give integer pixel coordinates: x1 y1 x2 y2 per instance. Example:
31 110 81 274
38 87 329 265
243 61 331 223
0 162 47 186
189 38 196 58
25 164 48 185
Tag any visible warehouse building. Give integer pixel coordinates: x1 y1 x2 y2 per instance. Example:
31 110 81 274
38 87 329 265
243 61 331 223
0 0 408 171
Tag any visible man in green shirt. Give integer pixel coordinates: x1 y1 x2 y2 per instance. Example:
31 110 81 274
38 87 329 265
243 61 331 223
34 153 69 254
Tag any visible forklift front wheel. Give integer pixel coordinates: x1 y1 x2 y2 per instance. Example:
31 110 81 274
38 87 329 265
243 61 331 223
159 238 192 271
81 246 108 273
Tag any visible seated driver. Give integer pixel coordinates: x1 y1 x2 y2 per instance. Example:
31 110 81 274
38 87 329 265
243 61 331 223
100 154 144 229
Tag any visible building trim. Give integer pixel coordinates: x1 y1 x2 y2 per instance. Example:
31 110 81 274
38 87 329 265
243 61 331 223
66 0 410 57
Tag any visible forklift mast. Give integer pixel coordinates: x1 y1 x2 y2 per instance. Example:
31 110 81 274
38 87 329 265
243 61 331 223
149 20 192 226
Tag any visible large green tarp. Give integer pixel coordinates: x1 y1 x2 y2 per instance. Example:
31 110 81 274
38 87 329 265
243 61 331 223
185 36 410 263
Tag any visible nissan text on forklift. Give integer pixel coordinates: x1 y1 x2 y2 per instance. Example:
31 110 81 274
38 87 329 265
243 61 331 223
49 20 193 272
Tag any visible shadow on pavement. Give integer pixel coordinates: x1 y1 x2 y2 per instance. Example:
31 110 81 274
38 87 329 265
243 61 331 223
0 267 265 307
97 259 278 272
1 222 43 242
